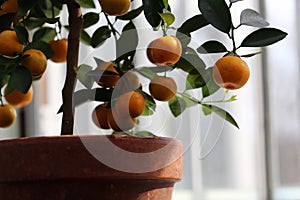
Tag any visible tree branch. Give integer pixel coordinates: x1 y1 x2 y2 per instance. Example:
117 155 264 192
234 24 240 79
61 0 83 135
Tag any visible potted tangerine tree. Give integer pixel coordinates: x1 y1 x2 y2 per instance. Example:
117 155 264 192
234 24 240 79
0 0 287 199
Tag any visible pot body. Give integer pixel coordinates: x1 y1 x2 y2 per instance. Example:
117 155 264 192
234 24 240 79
0 135 182 200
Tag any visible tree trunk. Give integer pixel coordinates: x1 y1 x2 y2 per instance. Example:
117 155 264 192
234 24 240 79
60 0 83 135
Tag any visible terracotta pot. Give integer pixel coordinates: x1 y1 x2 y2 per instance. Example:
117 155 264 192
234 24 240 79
0 135 182 200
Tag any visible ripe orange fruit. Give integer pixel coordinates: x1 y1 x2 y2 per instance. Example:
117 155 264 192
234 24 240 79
149 76 177 101
1 0 18 13
107 109 137 131
92 103 110 129
147 36 182 66
0 30 24 57
100 0 130 16
114 91 145 118
96 62 120 88
49 39 68 63
0 104 16 128
4 86 33 108
213 56 250 90
116 71 140 93
21 49 47 78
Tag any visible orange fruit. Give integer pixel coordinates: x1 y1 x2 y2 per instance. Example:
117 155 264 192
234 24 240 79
149 76 177 101
114 91 145 118
1 0 18 13
115 70 140 94
49 39 68 63
92 103 110 129
0 30 24 57
4 86 33 108
96 62 120 88
107 109 136 131
213 56 250 90
21 49 47 78
100 0 130 16
147 36 182 66
0 104 16 128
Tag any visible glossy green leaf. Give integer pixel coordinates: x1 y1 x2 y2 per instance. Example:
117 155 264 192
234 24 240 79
175 49 206 74
93 88 114 102
134 131 156 137
141 91 156 116
14 25 29 45
202 67 220 98
186 73 207 90
83 12 100 29
27 41 53 59
32 27 56 43
78 64 94 89
142 0 165 27
230 0 243 3
159 12 175 27
241 28 288 47
202 104 239 128
116 6 143 21
6 66 32 94
197 40 228 54
162 0 168 8
169 96 186 117
81 29 92 45
135 67 157 80
75 0 95 8
198 0 232 33
240 9 269 28
0 75 9 89
91 26 111 48
116 21 138 62
181 93 199 107
177 14 208 35
0 13 15 30
17 0 42 18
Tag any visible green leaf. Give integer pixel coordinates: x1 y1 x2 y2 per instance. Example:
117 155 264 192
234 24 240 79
202 104 212 115
174 48 206 74
116 6 143 21
91 26 111 48
7 66 32 94
141 91 156 116
81 30 92 45
168 96 186 117
230 0 243 3
83 12 100 29
78 64 94 89
93 88 114 102
177 14 208 35
197 40 228 54
162 0 168 8
159 11 175 27
202 67 220 98
75 0 95 8
27 41 53 59
134 131 156 137
116 21 138 62
142 0 165 27
32 27 56 43
240 28 288 47
202 104 239 128
14 25 29 45
186 73 207 90
17 0 42 18
198 0 232 33
93 57 105 65
240 9 269 28
0 13 15 30
135 67 157 79
181 92 199 107
0 75 9 89
176 32 191 50
240 52 261 58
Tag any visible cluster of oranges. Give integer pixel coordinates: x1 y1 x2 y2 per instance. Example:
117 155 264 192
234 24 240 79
0 0 69 128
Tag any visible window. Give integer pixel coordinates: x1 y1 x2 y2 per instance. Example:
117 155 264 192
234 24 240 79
5 0 299 200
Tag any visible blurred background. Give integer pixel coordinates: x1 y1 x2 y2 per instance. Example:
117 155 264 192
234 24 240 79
0 0 299 199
